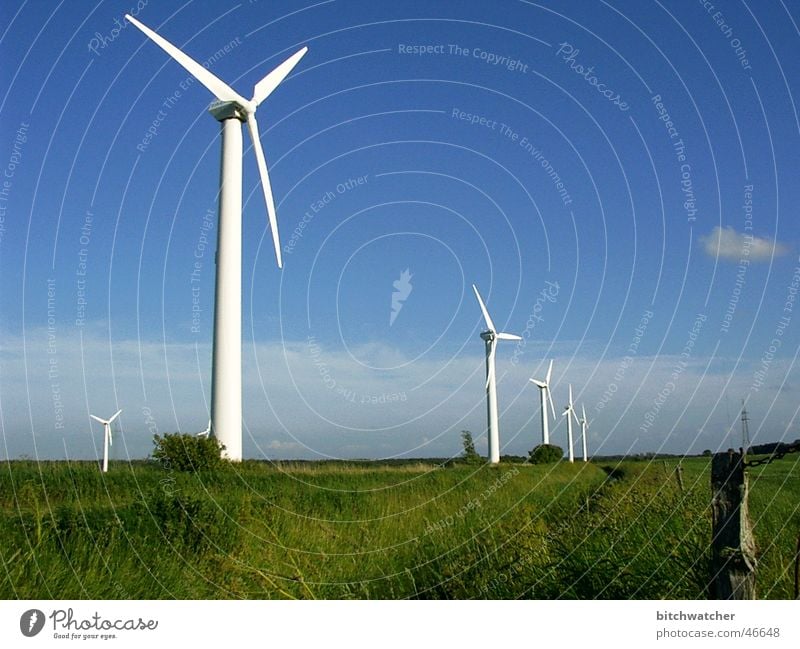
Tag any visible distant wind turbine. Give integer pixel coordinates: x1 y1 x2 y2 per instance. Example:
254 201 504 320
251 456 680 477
529 359 556 445
90 409 122 473
472 284 521 464
197 419 211 439
562 385 578 463
126 15 308 461
579 404 590 462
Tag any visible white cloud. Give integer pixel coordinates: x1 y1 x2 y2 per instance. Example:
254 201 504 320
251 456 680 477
699 226 788 261
1 327 798 461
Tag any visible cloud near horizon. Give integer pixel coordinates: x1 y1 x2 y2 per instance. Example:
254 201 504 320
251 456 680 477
1 328 797 461
699 226 788 261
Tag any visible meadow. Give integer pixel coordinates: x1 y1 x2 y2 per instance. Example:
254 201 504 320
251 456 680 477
1 456 797 599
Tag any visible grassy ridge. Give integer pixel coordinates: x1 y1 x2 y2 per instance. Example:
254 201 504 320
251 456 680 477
1 457 797 599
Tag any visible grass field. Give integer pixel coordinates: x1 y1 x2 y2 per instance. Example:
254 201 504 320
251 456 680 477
1 456 798 599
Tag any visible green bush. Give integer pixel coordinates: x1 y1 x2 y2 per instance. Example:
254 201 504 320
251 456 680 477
529 443 563 464
152 433 226 472
460 430 483 465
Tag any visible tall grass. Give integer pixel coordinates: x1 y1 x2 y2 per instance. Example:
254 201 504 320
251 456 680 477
1 456 797 599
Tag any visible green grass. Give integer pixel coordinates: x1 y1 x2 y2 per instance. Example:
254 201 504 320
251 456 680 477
1 456 798 599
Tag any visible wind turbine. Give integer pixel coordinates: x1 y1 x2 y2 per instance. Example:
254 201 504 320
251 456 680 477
579 404 590 462
562 385 579 463
90 410 122 473
529 359 556 445
197 419 211 439
126 16 308 461
472 284 521 464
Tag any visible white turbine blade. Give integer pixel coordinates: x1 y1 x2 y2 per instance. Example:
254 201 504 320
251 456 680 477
485 339 497 389
125 15 248 106
107 424 113 447
568 384 574 407
246 114 283 268
530 378 546 388
472 285 496 332
546 359 553 384
573 409 581 426
496 332 521 341
89 415 106 424
252 47 308 106
109 409 123 423
547 387 556 422
582 404 587 423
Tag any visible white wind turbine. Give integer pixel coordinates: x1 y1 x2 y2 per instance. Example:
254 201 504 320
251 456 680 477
90 409 122 473
197 419 211 439
579 404 590 462
562 384 579 463
472 284 521 464
529 359 556 445
126 15 308 461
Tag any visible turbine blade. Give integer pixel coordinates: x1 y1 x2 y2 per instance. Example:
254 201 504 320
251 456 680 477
496 332 521 341
472 285 496 332
125 15 247 106
582 404 587 422
569 384 574 406
107 425 113 447
89 415 105 424
546 359 553 384
252 47 308 106
109 409 122 423
246 114 282 268
548 388 556 422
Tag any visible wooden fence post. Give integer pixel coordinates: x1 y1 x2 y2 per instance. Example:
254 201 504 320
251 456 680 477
794 533 799 600
710 450 756 599
675 462 684 491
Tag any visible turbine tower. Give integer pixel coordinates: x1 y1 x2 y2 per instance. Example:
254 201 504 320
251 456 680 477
126 16 308 461
472 284 521 464
562 384 578 463
529 359 556 445
579 404 589 462
90 409 122 473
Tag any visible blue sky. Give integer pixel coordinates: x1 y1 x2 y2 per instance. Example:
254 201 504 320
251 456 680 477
1 0 799 461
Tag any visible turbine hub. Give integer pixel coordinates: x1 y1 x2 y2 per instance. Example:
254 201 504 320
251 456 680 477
209 100 248 123
480 331 494 342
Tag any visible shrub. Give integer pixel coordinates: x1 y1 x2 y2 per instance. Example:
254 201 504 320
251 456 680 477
152 433 226 472
529 443 563 464
460 430 483 465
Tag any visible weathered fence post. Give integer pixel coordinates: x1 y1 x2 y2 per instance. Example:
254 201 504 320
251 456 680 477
710 450 756 599
794 533 799 600
675 462 684 492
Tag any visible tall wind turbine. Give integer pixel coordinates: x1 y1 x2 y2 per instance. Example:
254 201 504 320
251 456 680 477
472 284 521 464
562 385 579 463
579 404 590 462
90 409 122 473
529 359 556 445
126 16 308 461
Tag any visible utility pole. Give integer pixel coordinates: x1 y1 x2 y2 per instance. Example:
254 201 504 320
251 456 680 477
740 400 750 453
